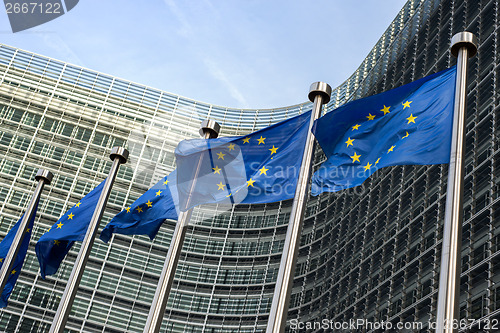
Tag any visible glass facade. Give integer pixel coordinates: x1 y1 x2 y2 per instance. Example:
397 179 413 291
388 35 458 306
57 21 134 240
0 0 498 332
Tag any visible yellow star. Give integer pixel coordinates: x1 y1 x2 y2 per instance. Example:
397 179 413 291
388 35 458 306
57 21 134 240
387 145 396 153
242 137 250 144
213 166 222 174
67 213 74 220
11 270 16 275
269 146 278 155
25 228 31 233
402 131 409 138
217 152 225 160
375 158 381 165
259 166 269 175
363 162 372 171
406 114 417 124
217 182 226 190
163 179 169 185
136 206 143 213
228 143 235 151
380 105 391 115
125 207 131 213
247 178 256 187
257 136 266 145
46 228 51 233
366 113 375 121
56 222 64 229
156 190 162 196
352 124 361 131
75 202 81 207
350 152 361 163
54 240 60 246
402 100 412 109
345 137 355 147
0 258 3 263
146 200 153 208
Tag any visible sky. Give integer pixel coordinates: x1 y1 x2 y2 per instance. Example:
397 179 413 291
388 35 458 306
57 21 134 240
0 0 408 109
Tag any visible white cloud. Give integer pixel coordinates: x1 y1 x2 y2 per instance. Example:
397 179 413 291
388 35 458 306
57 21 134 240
40 32 85 67
203 58 249 108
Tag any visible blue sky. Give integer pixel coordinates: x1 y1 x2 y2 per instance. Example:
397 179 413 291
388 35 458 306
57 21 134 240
0 0 407 109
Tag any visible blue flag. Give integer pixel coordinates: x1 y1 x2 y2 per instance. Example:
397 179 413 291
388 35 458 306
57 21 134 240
100 171 179 243
175 111 311 210
100 111 312 241
311 66 456 195
0 204 38 308
35 181 104 279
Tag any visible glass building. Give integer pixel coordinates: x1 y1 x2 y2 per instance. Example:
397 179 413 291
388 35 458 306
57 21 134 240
0 0 498 332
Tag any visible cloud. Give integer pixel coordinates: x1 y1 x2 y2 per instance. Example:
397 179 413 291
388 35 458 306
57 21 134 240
203 58 249 108
162 0 194 38
161 0 248 108
40 32 85 67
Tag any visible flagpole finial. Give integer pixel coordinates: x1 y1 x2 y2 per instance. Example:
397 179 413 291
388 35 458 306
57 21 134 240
451 32 478 58
110 147 129 164
35 169 53 184
308 82 332 104
199 119 220 138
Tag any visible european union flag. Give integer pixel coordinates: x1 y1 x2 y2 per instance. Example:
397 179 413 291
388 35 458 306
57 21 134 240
100 172 179 243
0 204 38 307
311 66 456 195
35 181 104 278
175 111 312 210
100 111 312 242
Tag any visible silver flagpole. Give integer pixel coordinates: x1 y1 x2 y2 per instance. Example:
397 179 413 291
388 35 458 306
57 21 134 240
435 32 477 333
49 147 128 333
143 120 220 333
267 82 331 333
0 169 53 291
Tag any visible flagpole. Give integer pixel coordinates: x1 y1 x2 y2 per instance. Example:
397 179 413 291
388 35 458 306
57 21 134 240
267 82 331 333
143 119 220 333
0 169 53 291
435 32 477 333
49 147 128 333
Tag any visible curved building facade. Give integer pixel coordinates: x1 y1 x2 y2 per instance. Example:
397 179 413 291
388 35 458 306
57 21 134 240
0 0 498 332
